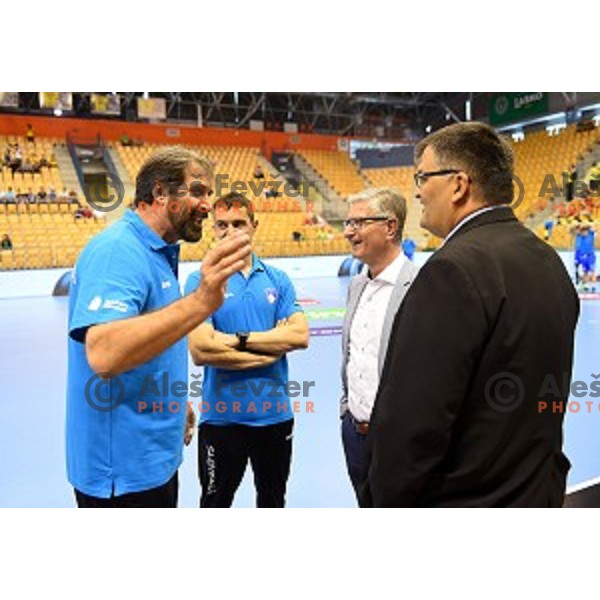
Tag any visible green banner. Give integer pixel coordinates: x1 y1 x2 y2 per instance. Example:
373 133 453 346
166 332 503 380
305 308 346 321
489 93 549 126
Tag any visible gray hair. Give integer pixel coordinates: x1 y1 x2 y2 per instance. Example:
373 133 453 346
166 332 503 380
347 187 407 243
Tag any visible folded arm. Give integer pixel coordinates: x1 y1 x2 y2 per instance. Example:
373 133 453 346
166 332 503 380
244 312 310 355
188 323 281 370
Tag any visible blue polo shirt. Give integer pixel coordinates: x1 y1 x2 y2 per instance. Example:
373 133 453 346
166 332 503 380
184 255 302 426
575 230 595 256
66 210 188 498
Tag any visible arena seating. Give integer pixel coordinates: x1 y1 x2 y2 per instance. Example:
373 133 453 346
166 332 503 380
3 121 600 270
532 195 600 250
0 139 349 270
116 143 301 205
511 124 600 219
533 218 600 250
178 211 347 262
117 142 348 261
298 149 368 198
0 134 91 270
0 210 105 269
362 166 413 197
1 135 64 194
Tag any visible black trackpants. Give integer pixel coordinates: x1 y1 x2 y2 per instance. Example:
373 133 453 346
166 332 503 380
198 420 293 508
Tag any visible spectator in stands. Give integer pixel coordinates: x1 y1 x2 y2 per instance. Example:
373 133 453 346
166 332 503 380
37 156 49 170
37 187 48 203
16 189 28 204
544 218 554 241
10 147 22 172
292 230 303 242
184 191 309 508
92 207 107 221
340 187 416 502
253 164 265 179
29 154 40 172
66 145 250 508
49 187 57 202
1 234 12 250
2 187 16 203
304 211 318 226
19 157 33 173
557 204 568 219
26 124 35 144
2 146 10 167
120 134 131 146
74 206 94 220
59 187 70 202
265 187 281 199
26 188 36 204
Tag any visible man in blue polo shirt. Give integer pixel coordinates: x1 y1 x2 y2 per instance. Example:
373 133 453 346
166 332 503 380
185 192 310 508
67 147 251 508
574 223 597 291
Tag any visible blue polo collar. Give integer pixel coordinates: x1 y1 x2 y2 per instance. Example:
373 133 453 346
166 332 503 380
249 253 265 275
123 209 180 276
124 209 172 252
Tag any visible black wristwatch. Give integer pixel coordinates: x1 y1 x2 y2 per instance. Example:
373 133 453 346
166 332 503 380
236 331 249 351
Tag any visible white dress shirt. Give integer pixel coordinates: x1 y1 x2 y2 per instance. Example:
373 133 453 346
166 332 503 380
347 252 407 422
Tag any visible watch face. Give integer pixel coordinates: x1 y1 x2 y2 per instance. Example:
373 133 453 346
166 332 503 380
237 332 248 349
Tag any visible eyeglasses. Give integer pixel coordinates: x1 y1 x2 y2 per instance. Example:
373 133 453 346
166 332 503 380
413 169 461 189
343 216 391 231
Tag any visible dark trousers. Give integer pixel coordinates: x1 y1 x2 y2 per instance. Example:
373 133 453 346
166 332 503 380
198 420 293 508
341 411 369 504
74 472 179 508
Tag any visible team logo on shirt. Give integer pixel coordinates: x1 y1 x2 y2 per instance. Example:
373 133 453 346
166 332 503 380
87 296 128 313
88 296 102 311
265 288 278 304
102 299 128 313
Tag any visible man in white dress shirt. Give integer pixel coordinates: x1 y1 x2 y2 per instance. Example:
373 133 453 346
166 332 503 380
340 187 419 502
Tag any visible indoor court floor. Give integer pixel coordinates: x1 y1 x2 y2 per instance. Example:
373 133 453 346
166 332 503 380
1 253 599 507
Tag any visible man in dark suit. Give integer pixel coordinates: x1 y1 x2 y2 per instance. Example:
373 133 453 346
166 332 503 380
360 122 579 507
